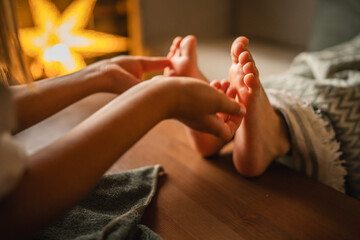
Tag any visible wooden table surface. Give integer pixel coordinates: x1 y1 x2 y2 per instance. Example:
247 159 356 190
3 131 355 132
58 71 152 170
16 93 360 240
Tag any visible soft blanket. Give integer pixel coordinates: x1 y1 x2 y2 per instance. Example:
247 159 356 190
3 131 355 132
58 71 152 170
263 35 360 199
35 165 164 240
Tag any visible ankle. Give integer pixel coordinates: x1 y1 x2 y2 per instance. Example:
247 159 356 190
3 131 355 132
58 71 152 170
274 111 291 157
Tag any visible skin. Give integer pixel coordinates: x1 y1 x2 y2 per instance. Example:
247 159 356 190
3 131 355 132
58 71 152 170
11 56 171 133
229 37 291 177
0 57 243 239
165 35 245 156
166 35 291 176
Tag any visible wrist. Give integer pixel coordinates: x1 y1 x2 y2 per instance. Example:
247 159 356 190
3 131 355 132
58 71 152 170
73 67 108 95
79 59 122 94
149 76 179 119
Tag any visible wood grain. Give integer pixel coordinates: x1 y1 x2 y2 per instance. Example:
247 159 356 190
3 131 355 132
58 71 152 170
109 120 360 240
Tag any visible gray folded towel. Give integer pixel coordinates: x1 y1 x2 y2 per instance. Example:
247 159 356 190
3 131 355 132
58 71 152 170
35 165 164 240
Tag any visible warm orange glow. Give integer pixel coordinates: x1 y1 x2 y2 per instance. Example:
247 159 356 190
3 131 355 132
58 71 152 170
20 0 128 78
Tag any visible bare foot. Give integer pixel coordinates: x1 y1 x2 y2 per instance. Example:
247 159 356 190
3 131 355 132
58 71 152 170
165 35 245 156
187 80 245 156
229 37 290 176
165 35 206 81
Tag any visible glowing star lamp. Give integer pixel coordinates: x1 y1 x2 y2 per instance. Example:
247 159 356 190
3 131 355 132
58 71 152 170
19 0 128 78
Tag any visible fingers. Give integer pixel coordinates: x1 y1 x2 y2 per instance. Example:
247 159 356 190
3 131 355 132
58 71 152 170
199 114 232 140
201 114 243 141
109 56 171 80
228 100 245 124
216 92 245 117
222 86 246 122
210 79 245 118
211 79 232 121
211 82 229 119
139 57 171 72
167 77 245 140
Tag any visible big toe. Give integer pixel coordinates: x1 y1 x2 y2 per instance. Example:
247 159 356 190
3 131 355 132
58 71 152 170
231 36 249 63
180 35 197 57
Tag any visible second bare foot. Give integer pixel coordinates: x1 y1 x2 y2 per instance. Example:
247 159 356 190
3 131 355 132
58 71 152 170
165 35 206 81
229 37 290 176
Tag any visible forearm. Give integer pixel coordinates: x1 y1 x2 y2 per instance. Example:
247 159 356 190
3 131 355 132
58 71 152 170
1 80 168 238
1 76 242 238
11 70 106 132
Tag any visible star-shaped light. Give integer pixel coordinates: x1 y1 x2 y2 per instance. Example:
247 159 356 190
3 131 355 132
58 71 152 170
20 0 128 78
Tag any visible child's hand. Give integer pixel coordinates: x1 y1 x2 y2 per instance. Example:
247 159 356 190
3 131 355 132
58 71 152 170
110 56 170 80
211 80 245 138
154 76 246 141
85 56 170 94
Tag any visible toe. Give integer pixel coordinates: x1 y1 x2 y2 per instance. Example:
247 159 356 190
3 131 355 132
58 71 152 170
239 51 251 66
180 35 197 57
243 62 259 77
168 36 182 58
226 86 238 99
231 36 249 63
244 73 261 93
220 79 231 93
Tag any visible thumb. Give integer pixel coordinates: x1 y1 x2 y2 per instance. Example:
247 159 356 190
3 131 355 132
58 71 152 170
216 94 246 117
139 57 171 72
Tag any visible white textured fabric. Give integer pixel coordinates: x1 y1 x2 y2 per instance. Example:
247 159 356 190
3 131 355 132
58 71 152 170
0 84 26 200
263 35 360 198
268 90 347 193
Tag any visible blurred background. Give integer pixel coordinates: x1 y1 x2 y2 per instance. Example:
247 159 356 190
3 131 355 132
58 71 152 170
16 0 360 81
